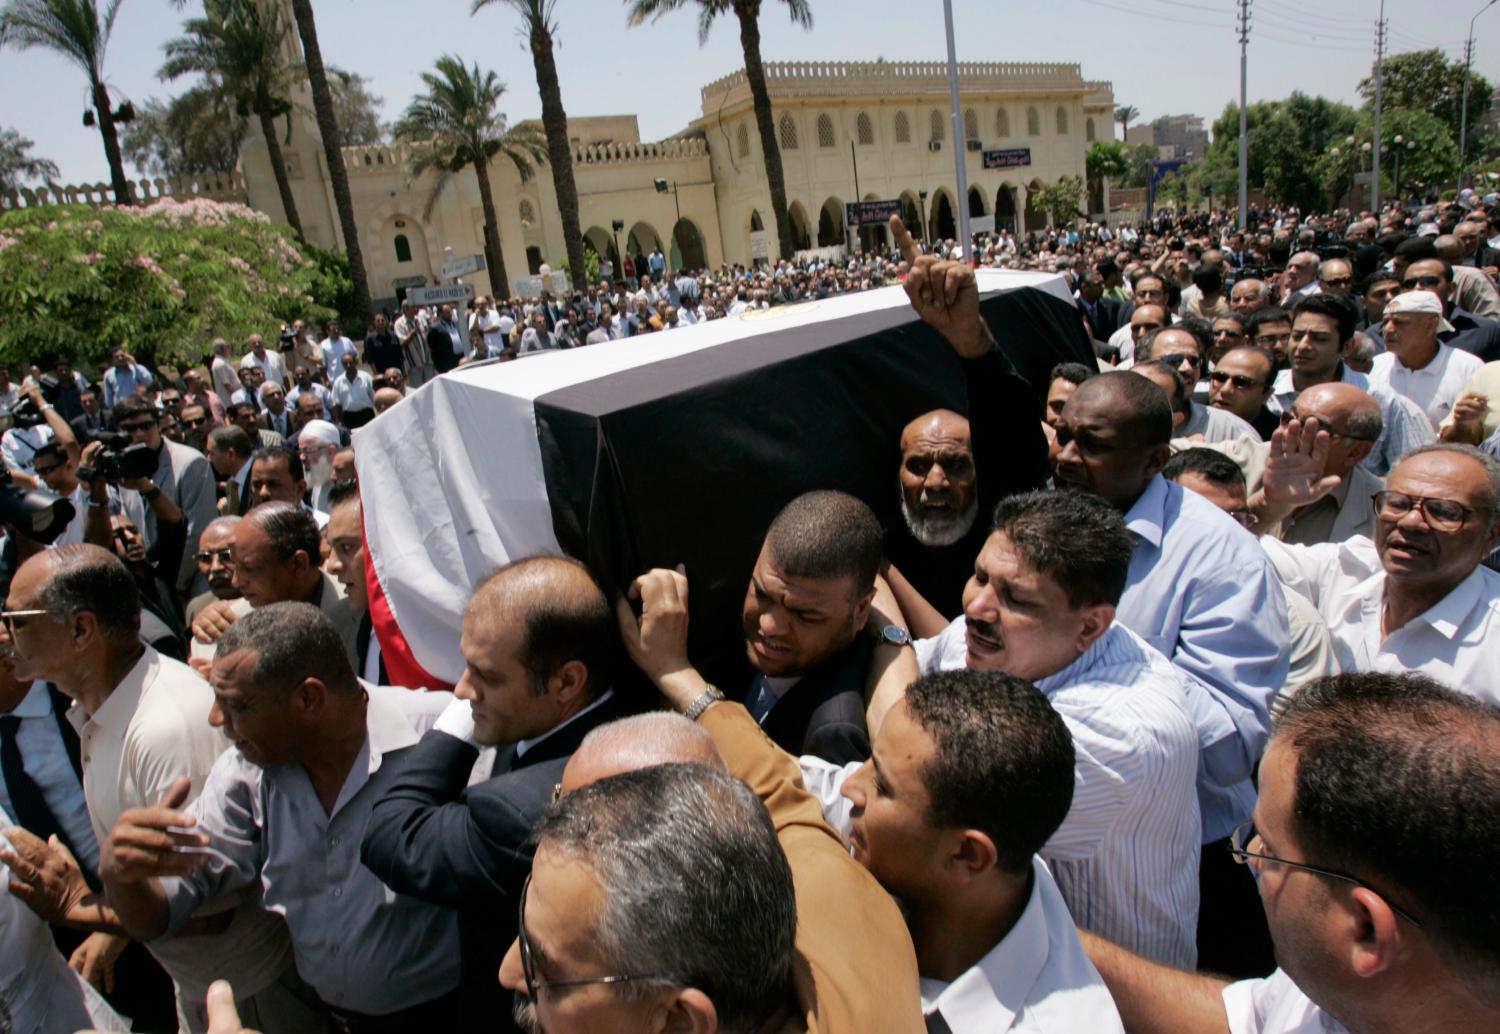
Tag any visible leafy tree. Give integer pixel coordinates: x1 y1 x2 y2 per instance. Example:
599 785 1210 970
1085 140 1130 212
475 0 584 290
160 0 305 240
0 127 59 190
1115 104 1139 140
627 0 812 261
1359 49 1494 153
1118 142 1160 189
328 68 385 146
0 198 347 366
1199 93 1357 211
0 0 132 204
121 91 243 178
1037 176 1084 225
1316 108 1457 206
393 55 547 299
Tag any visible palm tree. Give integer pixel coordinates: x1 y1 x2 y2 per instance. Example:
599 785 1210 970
160 0 304 239
394 56 547 300
475 0 587 286
0 0 131 204
1115 104 1139 142
627 0 810 261
285 0 371 323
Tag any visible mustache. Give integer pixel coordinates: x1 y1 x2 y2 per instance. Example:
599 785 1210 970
512 992 543 1034
965 616 1001 643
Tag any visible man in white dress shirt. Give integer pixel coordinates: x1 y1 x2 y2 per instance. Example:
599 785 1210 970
1259 438 1500 702
1367 290 1483 430
1084 671 1500 1034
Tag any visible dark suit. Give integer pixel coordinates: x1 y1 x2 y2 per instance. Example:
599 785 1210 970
429 322 462 374
1463 245 1500 270
259 408 294 438
68 411 108 441
360 691 636 1024
355 612 389 685
1078 296 1125 341
752 633 875 766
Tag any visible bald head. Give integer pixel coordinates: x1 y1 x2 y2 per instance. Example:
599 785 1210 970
899 409 969 452
373 386 403 413
560 712 725 793
1294 382 1383 475
1071 371 1174 448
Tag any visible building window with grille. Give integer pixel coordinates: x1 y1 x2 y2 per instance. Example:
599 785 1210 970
519 199 535 224
778 113 799 150
816 113 835 148
856 111 874 146
929 109 945 142
963 108 978 142
1086 117 1096 142
737 123 750 157
1027 107 1040 137
1056 106 1069 135
894 110 910 144
393 234 412 263
995 109 1010 137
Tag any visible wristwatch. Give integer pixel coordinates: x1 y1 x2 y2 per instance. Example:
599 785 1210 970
877 624 913 647
142 485 162 501
684 684 725 722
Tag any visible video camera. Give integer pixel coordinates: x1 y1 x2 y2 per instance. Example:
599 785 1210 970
2 373 62 429
86 430 159 482
0 481 76 545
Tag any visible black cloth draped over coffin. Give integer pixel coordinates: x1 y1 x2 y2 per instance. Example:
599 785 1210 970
532 286 1092 689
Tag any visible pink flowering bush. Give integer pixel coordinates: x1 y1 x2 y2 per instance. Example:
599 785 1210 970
0 198 348 366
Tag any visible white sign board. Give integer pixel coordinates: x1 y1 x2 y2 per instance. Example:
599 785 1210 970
407 283 475 306
970 215 995 235
512 271 572 298
749 230 770 260
441 253 486 279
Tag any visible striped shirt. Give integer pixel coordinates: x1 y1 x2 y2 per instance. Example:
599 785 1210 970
914 619 1203 967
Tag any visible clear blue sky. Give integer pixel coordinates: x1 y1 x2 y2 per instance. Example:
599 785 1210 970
1 0 1490 184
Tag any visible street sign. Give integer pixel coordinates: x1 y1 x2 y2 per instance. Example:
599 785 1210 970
970 215 995 235
512 271 571 298
441 253 486 279
844 199 903 227
393 275 428 289
407 283 475 306
982 148 1031 169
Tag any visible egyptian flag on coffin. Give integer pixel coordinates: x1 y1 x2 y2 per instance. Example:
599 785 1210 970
355 269 1092 691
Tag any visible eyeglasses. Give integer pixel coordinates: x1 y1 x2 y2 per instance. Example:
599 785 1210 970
183 416 209 428
516 874 672 1001
1401 275 1444 289
32 462 63 478
194 548 234 566
1159 352 1202 369
1229 821 1423 927
1210 370 1265 391
117 420 157 434
0 609 49 636
1372 490 1482 532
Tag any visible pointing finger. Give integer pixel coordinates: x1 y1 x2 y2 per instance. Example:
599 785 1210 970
890 215 919 265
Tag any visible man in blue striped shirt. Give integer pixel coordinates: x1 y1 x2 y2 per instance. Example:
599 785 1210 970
906 489 1202 967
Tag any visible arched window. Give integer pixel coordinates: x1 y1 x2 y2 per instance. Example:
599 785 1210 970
995 109 1010 137
856 111 874 146
778 112 799 151
1027 106 1041 137
737 123 750 157
929 109 945 142
1055 106 1069 135
393 234 412 263
894 110 911 144
816 113 835 148
1086 117 1096 142
963 108 979 142
518 199 535 224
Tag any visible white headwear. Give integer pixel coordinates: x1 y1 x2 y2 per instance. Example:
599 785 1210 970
1384 289 1455 334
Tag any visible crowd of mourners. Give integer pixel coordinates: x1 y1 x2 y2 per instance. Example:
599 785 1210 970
1 188 1499 1034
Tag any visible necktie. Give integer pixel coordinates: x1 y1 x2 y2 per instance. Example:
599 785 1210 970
747 676 778 724
0 715 75 856
925 1010 953 1034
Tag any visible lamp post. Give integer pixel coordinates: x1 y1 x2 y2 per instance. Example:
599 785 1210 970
610 219 625 284
1460 0 1500 190
1390 134 1415 203
918 189 929 246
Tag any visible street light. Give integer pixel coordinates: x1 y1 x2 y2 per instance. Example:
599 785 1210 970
918 189 929 245
1390 134 1416 201
1460 0 1500 190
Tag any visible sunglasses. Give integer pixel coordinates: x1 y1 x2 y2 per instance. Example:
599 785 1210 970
1401 275 1444 289
183 416 209 427
1159 353 1202 369
1209 370 1263 390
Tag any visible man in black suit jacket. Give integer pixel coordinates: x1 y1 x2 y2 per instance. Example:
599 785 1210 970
361 555 634 1024
736 490 890 766
1077 269 1125 342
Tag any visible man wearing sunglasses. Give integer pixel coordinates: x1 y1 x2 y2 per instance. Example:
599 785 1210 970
114 396 218 599
1377 256 1500 363
1208 345 1280 441
1083 671 1500 1034
1259 436 1500 698
1136 329 1256 444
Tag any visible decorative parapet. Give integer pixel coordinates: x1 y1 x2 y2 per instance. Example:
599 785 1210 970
701 59 1091 108
572 138 708 165
340 138 708 175
0 172 247 211
1082 80 1116 108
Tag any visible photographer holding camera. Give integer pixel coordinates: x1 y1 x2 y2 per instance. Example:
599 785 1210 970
2 380 77 476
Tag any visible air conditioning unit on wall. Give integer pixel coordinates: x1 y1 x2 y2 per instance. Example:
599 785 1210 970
928 140 942 152
966 139 983 152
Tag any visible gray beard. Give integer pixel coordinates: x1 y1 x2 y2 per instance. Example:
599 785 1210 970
901 491 979 548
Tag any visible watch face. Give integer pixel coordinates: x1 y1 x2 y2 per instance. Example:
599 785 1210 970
881 624 912 646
